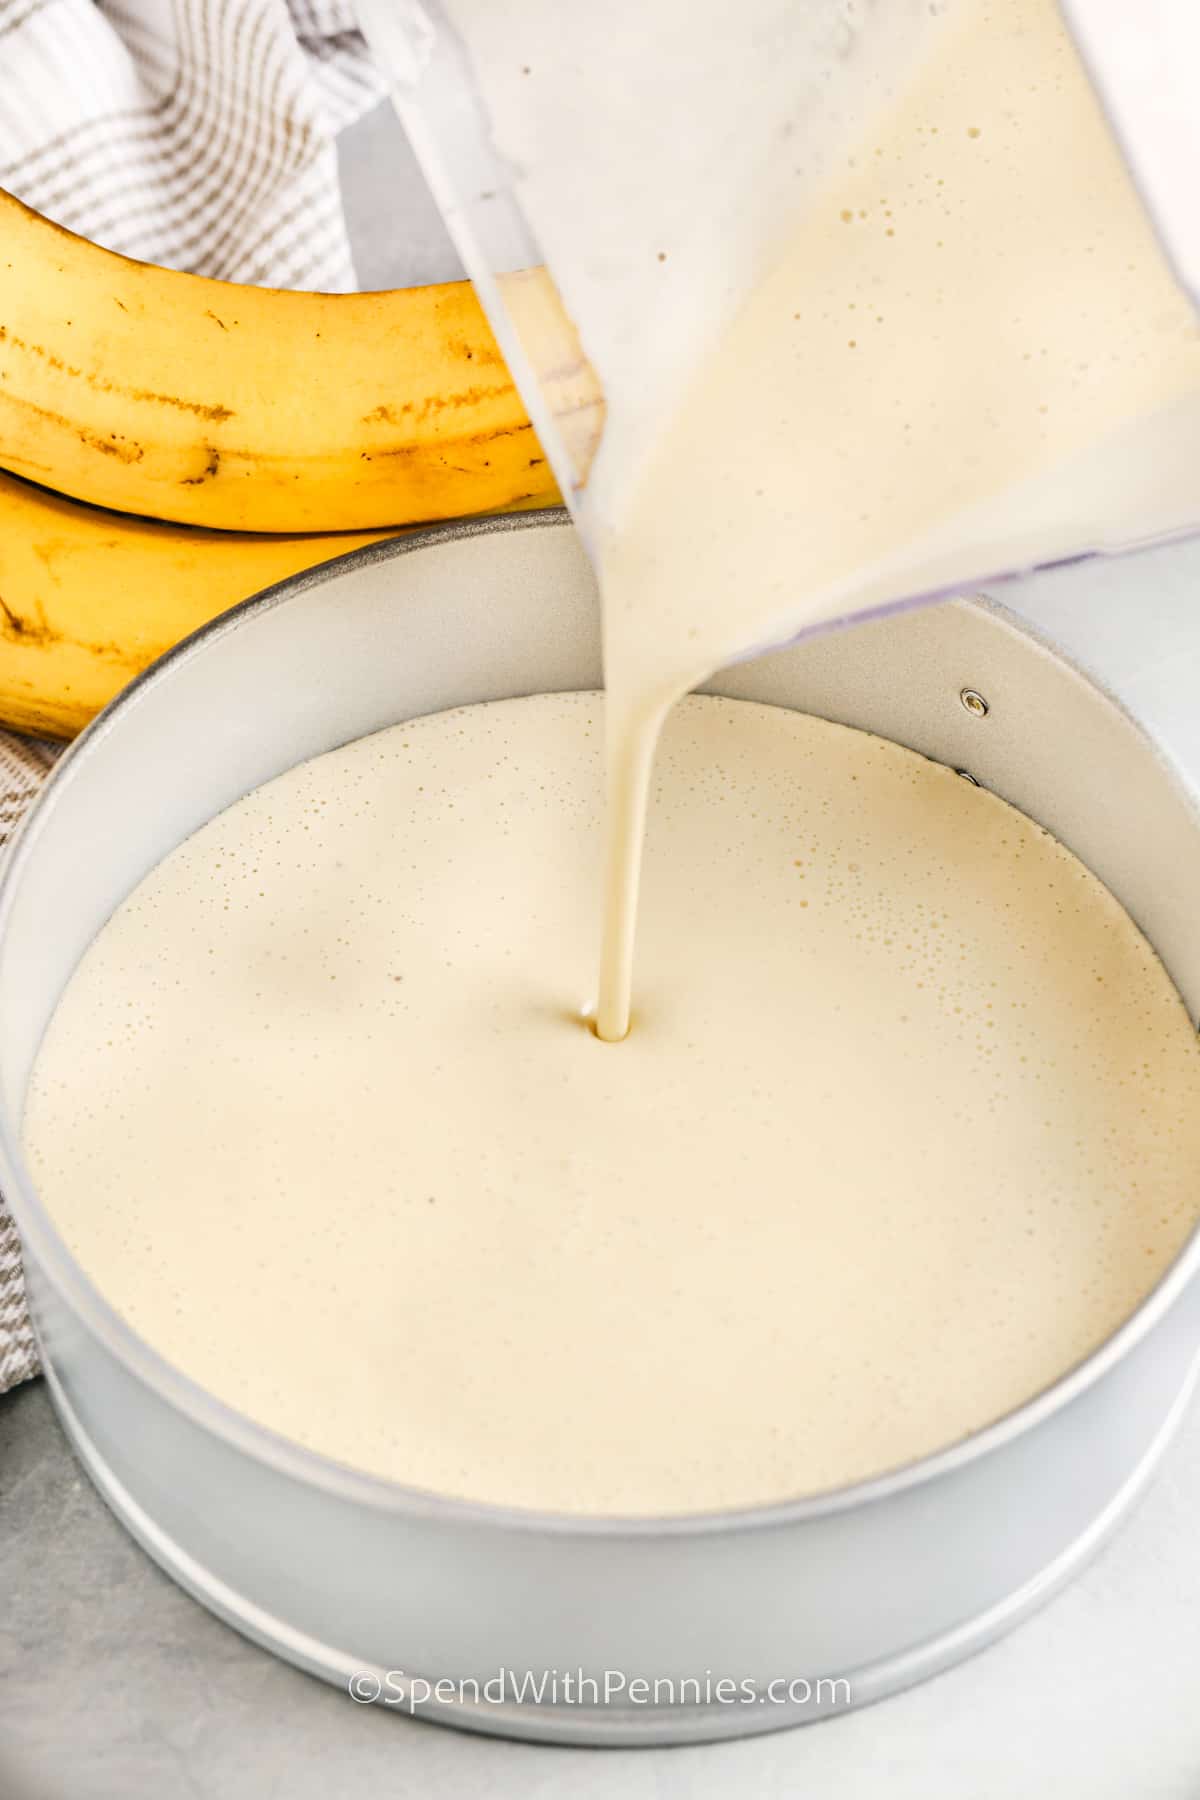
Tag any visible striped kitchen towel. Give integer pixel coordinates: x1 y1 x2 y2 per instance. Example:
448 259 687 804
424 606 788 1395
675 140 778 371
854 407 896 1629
0 734 62 1391
0 0 385 1391
0 0 384 291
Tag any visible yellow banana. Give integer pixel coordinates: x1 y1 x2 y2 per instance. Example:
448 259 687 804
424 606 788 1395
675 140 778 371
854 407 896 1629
0 469 403 738
0 190 572 532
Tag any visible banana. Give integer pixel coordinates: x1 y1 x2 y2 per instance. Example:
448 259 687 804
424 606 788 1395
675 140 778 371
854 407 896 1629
0 470 564 740
0 469 402 737
0 190 579 532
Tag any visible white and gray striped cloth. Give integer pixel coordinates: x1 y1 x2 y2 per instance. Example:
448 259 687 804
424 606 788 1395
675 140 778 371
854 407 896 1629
0 0 385 1392
0 736 62 1391
0 0 384 287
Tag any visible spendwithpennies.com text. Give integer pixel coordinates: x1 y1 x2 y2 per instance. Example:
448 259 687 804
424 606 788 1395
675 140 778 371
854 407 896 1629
347 1668 852 1714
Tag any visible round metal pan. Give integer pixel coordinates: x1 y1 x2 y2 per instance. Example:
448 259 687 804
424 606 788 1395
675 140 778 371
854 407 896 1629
3 512 1199 1745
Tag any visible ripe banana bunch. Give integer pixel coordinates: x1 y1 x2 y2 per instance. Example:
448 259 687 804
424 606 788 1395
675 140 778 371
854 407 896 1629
0 189 576 738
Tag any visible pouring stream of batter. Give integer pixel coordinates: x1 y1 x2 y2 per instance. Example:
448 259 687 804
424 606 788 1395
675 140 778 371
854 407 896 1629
592 0 1200 1040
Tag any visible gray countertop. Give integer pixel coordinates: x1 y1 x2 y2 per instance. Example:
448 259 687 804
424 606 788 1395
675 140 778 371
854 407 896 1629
6 99 1200 1800
4 1343 1200 1800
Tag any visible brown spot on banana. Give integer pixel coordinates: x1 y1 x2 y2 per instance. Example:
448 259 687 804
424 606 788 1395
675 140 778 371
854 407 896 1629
1 326 236 419
180 446 220 485
444 337 506 370
126 389 233 422
0 594 53 645
360 386 512 427
383 422 536 460
8 392 150 463
80 430 144 464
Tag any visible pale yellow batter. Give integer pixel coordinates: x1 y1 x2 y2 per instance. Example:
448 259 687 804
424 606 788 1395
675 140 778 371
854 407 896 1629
22 696 1200 1513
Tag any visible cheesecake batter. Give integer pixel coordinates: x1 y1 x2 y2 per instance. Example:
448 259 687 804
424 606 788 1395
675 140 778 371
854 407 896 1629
22 695 1200 1513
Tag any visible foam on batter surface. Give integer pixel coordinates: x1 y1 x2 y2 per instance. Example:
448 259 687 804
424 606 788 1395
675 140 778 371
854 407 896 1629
23 694 1200 1513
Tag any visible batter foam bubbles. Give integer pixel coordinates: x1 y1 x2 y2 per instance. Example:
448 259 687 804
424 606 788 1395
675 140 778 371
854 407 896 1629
23 695 1200 1514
